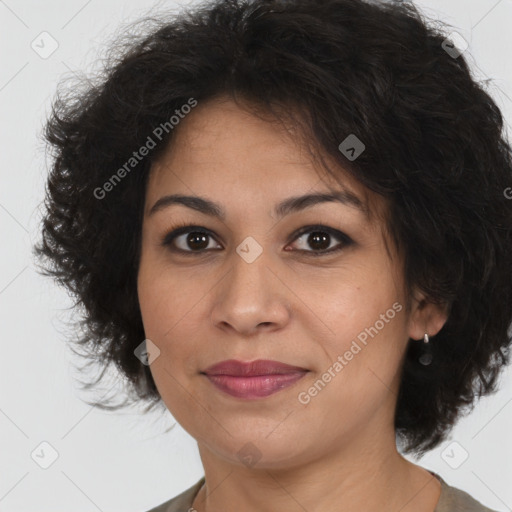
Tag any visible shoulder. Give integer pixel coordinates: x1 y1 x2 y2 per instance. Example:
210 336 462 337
142 477 205 512
433 471 502 512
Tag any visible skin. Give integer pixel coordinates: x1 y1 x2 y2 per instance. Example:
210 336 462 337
137 96 448 512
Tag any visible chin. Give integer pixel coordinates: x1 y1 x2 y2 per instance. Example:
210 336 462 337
200 430 312 471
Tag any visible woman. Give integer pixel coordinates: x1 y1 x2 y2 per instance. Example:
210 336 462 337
34 0 512 511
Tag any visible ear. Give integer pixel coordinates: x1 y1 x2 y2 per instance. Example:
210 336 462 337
406 289 449 341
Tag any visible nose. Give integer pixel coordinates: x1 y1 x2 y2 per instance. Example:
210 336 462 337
210 249 292 336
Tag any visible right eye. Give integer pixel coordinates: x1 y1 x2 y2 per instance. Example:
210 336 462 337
161 224 222 255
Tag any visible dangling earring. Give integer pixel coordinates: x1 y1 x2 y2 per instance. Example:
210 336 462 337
419 333 433 366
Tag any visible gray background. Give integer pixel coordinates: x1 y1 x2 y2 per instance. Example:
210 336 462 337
1 0 511 510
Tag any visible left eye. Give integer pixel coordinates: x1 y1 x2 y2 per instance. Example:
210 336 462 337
287 225 353 256
161 224 353 257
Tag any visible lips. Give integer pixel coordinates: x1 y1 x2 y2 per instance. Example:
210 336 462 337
202 359 308 376
202 359 309 399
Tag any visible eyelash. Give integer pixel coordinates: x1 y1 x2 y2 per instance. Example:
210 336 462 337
160 222 354 257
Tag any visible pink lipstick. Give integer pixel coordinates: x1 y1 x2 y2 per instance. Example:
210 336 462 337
202 359 308 399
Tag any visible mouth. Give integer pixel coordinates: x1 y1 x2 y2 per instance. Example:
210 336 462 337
202 359 308 376
202 372 308 399
201 359 309 399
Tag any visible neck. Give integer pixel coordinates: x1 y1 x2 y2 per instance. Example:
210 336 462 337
192 428 441 512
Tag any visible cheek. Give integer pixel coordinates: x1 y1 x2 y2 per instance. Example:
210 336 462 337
137 263 205 377
300 264 401 338
137 259 195 336
307 269 407 382
137 267 200 423
302 310 407 430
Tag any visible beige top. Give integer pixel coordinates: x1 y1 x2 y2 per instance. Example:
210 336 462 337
144 470 500 512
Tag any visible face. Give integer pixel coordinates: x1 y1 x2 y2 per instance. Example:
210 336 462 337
137 97 445 469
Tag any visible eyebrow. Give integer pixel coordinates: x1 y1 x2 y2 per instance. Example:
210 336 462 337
148 190 368 220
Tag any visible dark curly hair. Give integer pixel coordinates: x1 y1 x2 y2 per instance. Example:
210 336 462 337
33 0 512 456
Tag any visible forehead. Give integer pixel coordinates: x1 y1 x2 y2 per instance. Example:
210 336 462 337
146 97 383 222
